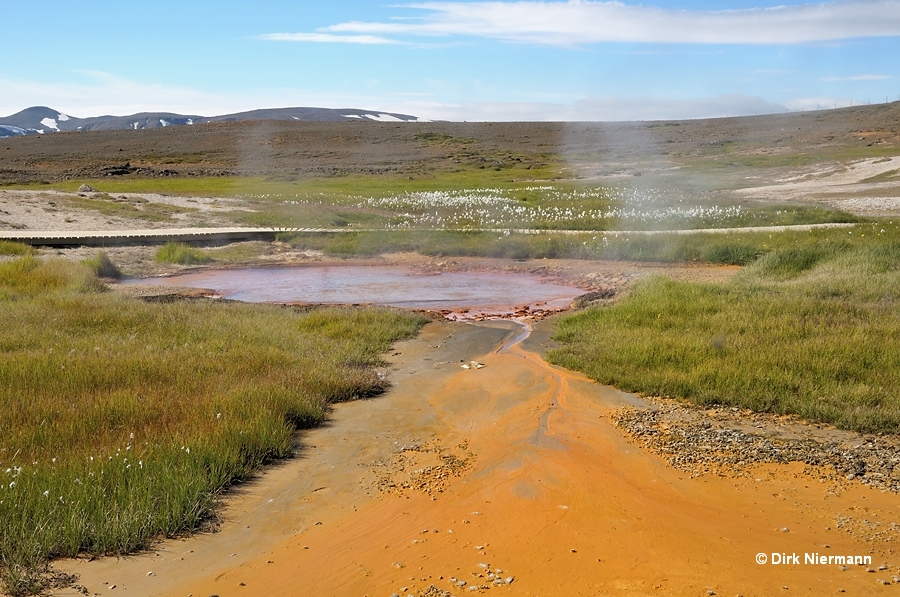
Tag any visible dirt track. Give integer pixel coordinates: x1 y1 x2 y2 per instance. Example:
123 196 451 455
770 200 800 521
50 320 900 596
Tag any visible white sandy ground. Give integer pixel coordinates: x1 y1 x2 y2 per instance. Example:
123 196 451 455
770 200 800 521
734 156 900 214
0 190 245 232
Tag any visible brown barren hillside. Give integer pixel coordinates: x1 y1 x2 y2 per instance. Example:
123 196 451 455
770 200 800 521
1 103 899 185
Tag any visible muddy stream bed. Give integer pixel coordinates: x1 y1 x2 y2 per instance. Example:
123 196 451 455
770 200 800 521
57 265 900 596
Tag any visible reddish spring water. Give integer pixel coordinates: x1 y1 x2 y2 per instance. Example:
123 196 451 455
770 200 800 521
131 265 585 319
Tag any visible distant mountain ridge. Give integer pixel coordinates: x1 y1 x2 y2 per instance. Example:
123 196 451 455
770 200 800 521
0 106 427 137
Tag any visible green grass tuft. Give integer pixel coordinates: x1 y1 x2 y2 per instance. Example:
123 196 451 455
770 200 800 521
155 242 214 265
0 241 35 257
81 251 122 279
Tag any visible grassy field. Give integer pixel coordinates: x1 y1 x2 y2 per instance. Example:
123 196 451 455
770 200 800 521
0 256 427 596
549 218 900 434
275 219 875 265
8 175 861 232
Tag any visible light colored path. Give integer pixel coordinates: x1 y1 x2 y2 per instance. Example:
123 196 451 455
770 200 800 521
0 222 857 246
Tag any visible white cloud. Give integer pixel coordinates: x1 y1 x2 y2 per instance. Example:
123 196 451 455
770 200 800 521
0 71 871 124
784 97 855 111
820 74 894 81
0 71 430 120
258 33 405 45
265 0 900 47
0 71 239 117
401 93 788 121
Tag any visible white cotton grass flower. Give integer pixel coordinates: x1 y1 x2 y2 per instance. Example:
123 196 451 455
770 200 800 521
352 186 744 231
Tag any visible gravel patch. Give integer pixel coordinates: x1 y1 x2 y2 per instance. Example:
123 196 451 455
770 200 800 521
613 397 900 494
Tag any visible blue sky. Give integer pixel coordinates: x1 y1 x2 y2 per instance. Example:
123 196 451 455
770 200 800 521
2 0 899 121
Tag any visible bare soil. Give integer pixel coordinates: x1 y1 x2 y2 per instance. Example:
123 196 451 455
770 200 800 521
48 320 900 597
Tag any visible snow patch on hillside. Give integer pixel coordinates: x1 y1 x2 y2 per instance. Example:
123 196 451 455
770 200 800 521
40 117 59 131
363 113 404 122
0 125 29 137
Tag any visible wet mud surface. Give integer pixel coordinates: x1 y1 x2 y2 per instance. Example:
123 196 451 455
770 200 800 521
50 319 900 596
